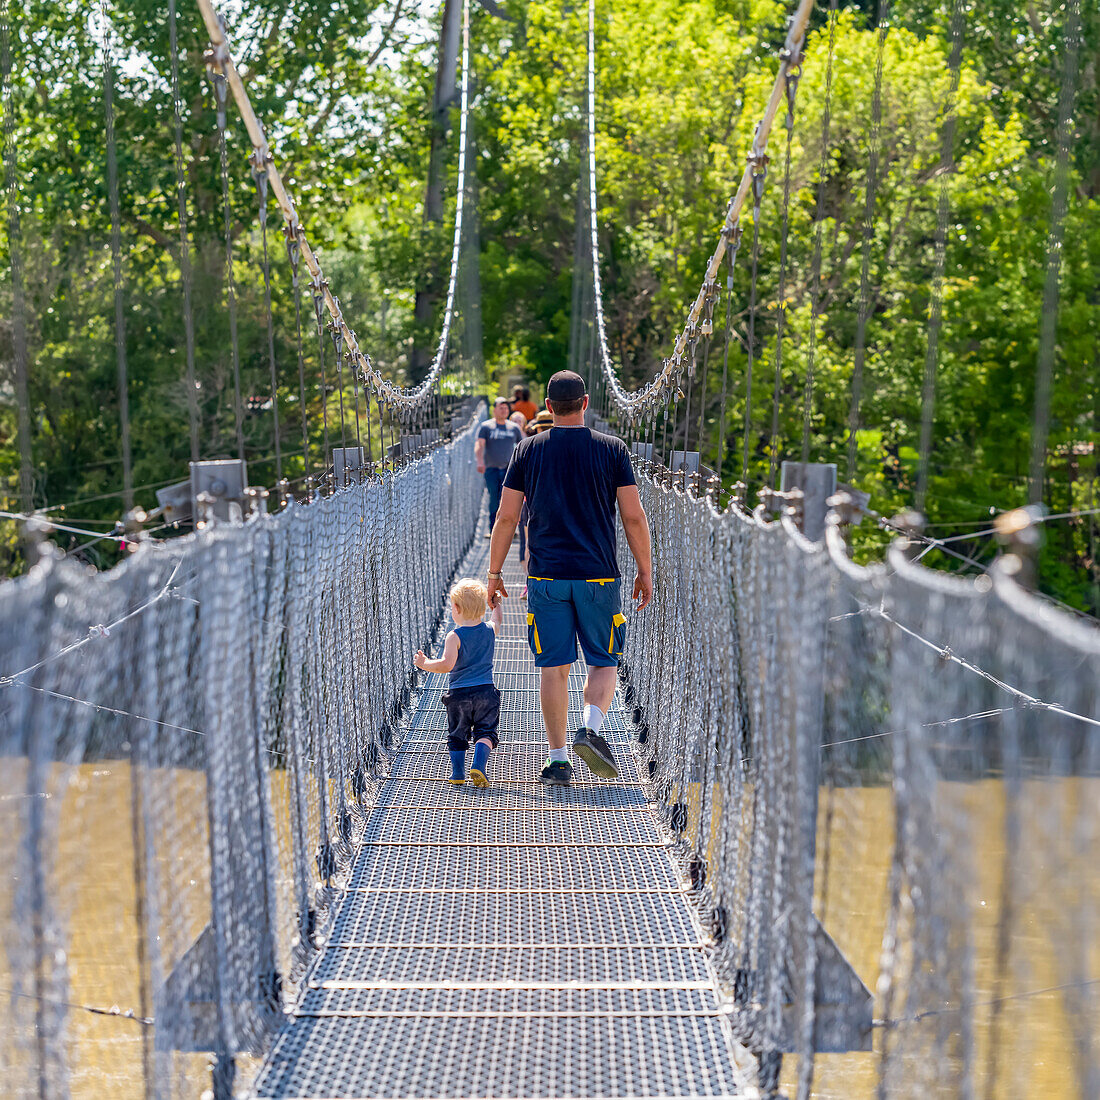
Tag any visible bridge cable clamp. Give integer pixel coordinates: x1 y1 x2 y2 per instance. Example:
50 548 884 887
284 219 302 285
782 59 803 130
210 71 229 131
747 134 769 216
203 30 231 75
310 274 329 331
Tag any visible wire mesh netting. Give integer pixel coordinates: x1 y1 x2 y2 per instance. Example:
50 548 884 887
2 435 1099 1099
621 466 1100 1098
251 534 757 1099
0 409 484 1098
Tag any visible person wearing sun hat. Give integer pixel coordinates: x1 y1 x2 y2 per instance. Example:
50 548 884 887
527 407 554 435
484 370 653 786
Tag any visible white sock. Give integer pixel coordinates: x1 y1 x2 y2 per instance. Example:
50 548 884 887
582 703 606 735
549 747 569 763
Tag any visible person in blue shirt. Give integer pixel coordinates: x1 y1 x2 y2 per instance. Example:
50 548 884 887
474 398 523 536
485 371 653 787
415 578 503 787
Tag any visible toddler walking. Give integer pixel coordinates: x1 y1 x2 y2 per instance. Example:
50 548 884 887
415 579 503 787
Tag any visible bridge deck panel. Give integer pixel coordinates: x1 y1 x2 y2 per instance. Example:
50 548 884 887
345 844 680 893
256 1014 745 1099
296 987 723 1017
389 751 635 782
327 890 700 947
306 945 715 988
373 779 652 810
360 805 662 846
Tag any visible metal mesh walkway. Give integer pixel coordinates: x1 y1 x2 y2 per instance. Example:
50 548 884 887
253 529 755 1099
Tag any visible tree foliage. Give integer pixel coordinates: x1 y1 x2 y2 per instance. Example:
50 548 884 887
0 0 1096 610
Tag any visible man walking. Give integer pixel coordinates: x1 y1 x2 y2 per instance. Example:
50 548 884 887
475 397 523 536
486 371 653 786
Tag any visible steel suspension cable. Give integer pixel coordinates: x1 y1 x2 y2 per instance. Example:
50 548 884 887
915 0 965 515
693 289 716 462
800 0 838 468
253 157 282 480
101 0 133 512
768 55 802 489
683 352 695 488
0 0 31 513
312 278 331 465
585 0 813 423
742 161 766 484
285 228 311 476
364 385 374 464
846 0 891 482
195 0 472 414
715 227 742 481
568 175 587 377
168 0 200 463
354 352 367 464
350 347 364 464
331 322 348 452
660 389 671 465
1028 0 1082 506
213 70 245 461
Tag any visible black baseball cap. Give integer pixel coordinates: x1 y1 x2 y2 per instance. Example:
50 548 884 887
546 370 586 402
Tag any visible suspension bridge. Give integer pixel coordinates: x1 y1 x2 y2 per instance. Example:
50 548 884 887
1 0 1098 1097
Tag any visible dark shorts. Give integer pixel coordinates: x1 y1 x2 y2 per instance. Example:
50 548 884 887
442 684 501 751
525 577 627 669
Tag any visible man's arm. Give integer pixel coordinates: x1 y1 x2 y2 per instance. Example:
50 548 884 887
617 484 653 610
415 631 460 674
486 487 524 608
474 436 486 473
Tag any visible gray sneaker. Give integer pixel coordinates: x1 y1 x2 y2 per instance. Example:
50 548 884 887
572 728 619 779
539 758 575 786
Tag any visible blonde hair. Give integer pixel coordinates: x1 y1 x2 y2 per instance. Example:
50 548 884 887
450 578 488 620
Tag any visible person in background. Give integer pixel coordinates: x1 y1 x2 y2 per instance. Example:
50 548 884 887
510 410 528 434
512 385 538 422
475 397 523 537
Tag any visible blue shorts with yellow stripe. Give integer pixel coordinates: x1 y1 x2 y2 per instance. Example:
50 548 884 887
525 577 627 669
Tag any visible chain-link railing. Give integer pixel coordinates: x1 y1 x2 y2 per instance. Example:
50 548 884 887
619 464 1100 1098
0 407 484 1098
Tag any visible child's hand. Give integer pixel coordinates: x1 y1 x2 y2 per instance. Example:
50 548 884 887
414 649 428 670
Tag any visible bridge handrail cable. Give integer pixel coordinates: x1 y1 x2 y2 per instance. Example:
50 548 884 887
196 0 472 413
585 0 815 420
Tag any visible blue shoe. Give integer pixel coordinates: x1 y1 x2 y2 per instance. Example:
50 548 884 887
449 748 466 785
470 741 491 788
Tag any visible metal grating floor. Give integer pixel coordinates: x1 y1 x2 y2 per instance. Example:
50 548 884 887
253 525 753 1098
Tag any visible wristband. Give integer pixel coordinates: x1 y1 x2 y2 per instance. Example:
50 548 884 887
487 570 503 579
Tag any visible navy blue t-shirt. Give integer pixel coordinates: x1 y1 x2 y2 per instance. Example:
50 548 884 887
503 427 636 580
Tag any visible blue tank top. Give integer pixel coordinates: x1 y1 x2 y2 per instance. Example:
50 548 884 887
449 623 496 690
